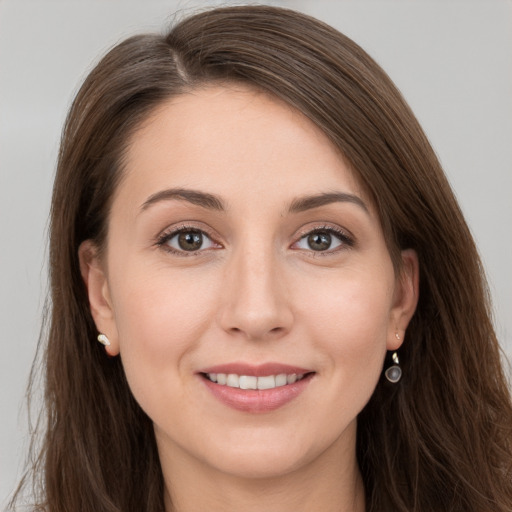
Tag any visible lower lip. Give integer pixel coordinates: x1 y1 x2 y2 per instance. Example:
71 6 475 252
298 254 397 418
201 374 313 413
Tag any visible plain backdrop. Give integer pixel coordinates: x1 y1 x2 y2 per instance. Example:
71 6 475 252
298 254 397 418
1 0 511 504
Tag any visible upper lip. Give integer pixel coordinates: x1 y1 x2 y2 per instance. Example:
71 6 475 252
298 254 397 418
198 362 313 377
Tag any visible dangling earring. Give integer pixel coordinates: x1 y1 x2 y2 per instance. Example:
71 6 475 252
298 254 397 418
97 333 111 347
385 351 402 383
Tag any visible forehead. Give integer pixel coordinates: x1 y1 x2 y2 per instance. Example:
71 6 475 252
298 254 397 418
117 84 370 211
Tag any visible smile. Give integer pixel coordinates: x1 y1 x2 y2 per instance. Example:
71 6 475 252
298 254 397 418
204 372 306 389
199 364 315 413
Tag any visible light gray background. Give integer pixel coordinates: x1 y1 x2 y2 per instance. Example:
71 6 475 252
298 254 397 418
1 0 511 504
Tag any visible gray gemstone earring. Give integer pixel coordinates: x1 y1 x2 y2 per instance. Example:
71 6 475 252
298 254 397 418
97 333 111 347
385 351 402 383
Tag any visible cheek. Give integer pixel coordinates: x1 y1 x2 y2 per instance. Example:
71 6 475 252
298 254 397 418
297 267 394 382
109 264 218 407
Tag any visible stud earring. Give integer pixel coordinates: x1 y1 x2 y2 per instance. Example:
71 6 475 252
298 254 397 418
385 352 402 383
97 333 111 347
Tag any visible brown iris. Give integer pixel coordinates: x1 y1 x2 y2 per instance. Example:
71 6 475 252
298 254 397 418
308 232 331 251
178 230 203 251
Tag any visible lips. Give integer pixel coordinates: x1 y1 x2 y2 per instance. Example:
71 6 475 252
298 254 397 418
198 363 314 413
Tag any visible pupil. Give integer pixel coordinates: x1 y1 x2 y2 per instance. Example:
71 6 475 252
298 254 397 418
178 231 202 251
308 232 331 251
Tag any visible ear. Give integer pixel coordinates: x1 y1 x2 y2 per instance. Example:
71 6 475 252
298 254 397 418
78 240 120 356
387 249 419 351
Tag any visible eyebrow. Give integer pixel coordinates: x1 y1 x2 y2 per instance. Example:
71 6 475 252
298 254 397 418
140 188 368 216
141 188 225 212
288 192 369 214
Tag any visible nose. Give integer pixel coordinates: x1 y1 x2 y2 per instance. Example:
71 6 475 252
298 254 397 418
219 241 293 341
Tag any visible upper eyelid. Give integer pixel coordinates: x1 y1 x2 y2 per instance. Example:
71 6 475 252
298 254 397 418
294 223 353 240
157 222 217 240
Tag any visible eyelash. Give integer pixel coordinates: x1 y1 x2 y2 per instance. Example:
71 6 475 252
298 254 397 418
155 224 220 256
155 224 354 256
293 225 355 255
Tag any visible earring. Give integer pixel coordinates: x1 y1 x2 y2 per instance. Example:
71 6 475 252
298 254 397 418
385 352 402 383
97 333 111 347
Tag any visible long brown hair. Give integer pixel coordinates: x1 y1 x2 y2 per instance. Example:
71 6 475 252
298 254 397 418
10 5 512 511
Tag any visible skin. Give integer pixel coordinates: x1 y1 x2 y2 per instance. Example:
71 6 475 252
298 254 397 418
80 85 419 512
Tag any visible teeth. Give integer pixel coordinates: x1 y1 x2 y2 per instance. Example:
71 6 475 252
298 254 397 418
275 374 287 387
287 373 297 384
226 374 239 387
239 375 257 390
206 372 306 389
257 375 276 390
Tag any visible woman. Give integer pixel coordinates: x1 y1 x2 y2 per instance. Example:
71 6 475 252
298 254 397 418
10 5 512 512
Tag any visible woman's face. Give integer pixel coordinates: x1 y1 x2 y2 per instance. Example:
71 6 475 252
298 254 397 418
82 85 418 480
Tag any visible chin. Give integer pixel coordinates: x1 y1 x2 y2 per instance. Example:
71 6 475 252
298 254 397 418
207 446 311 480
197 423 350 481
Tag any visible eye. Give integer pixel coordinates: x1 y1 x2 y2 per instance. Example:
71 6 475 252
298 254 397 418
157 227 218 254
293 227 353 252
